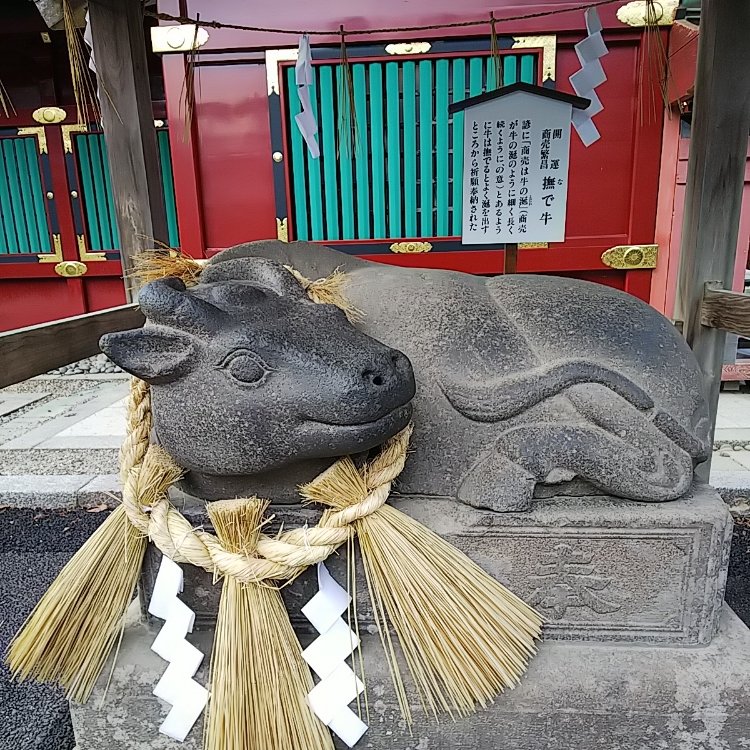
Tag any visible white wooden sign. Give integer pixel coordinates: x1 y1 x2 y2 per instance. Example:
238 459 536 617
458 90 574 245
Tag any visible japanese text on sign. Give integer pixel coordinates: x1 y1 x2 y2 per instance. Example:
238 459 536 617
460 93 572 244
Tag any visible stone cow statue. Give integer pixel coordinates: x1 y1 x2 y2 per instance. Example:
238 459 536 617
101 240 710 512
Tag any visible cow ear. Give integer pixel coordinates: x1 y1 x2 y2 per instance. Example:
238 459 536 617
99 328 195 383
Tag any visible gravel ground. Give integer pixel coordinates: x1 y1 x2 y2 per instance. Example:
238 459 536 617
46 354 122 376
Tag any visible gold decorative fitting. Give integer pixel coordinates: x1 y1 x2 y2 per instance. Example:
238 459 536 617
17 127 47 154
154 119 165 128
385 42 432 56
55 260 88 278
616 0 678 27
265 49 298 96
77 234 107 262
38 234 64 264
276 217 289 243
151 24 209 53
61 124 88 154
40 32 51 43
601 244 658 269
32 107 66 125
390 241 432 254
518 242 548 249
511 35 557 83
272 151 284 163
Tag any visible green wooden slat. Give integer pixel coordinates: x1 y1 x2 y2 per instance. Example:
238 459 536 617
435 60 449 236
0 146 13 253
469 57 484 95
157 130 179 247
402 61 417 236
451 58 466 236
386 62 402 237
306 70 324 241
369 64 386 238
286 66 310 242
318 66 339 240
3 140 29 253
14 139 41 252
520 53 535 84
0 143 20 252
353 63 371 239
418 60 433 237
76 137 103 252
336 66 355 240
504 55 519 85
91 135 115 249
94 135 120 250
23 138 50 252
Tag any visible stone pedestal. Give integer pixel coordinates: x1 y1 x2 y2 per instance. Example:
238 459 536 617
72 485 750 749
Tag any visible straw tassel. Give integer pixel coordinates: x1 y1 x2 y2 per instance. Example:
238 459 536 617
6 447 180 703
204 499 334 750
302 427 543 725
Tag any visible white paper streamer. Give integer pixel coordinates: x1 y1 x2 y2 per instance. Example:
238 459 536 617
294 35 320 158
302 563 367 748
148 556 209 742
568 7 609 146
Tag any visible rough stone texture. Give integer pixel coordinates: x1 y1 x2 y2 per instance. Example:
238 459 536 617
71 606 750 750
102 241 710 511
0 508 107 750
141 485 731 646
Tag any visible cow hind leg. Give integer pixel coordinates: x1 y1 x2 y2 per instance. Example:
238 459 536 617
493 384 694 503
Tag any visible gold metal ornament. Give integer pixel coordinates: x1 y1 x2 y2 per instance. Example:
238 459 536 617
511 35 557 83
17 127 47 154
385 42 432 56
38 234 64 264
32 107 67 125
389 241 433 254
54 260 88 277
77 235 107 262
276 218 289 243
601 244 658 269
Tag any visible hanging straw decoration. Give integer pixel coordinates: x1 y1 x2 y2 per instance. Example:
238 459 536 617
638 0 670 124
181 14 201 141
301 428 543 725
6 440 181 703
337 25 358 157
63 0 100 126
489 12 503 91
205 498 334 750
0 77 16 119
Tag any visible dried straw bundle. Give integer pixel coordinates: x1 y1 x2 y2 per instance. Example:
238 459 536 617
302 431 542 725
132 249 206 287
205 499 333 750
6 447 181 703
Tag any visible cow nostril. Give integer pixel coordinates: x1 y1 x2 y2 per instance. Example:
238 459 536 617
363 369 385 387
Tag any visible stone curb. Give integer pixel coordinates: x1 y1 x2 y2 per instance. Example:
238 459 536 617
0 474 121 510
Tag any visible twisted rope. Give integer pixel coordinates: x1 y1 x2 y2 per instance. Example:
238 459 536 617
119 379 409 584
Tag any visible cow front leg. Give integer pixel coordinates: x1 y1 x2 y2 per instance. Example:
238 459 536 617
458 449 536 512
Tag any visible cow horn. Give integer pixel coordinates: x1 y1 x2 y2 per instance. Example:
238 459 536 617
137 277 225 334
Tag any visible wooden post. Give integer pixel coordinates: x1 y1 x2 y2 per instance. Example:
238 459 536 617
88 0 168 300
675 0 750 476
504 243 518 275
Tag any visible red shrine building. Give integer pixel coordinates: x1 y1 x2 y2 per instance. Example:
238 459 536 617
0 0 748 373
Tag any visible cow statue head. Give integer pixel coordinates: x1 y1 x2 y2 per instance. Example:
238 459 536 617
100 258 415 497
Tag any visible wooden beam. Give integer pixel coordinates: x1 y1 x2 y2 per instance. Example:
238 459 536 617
0 305 144 389
675 0 750 476
701 282 750 338
88 0 168 299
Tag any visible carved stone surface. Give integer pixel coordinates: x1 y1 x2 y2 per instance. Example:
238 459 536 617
141 484 732 646
102 240 710 511
71 606 750 750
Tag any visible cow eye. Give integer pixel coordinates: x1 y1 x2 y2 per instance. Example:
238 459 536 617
220 351 267 385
